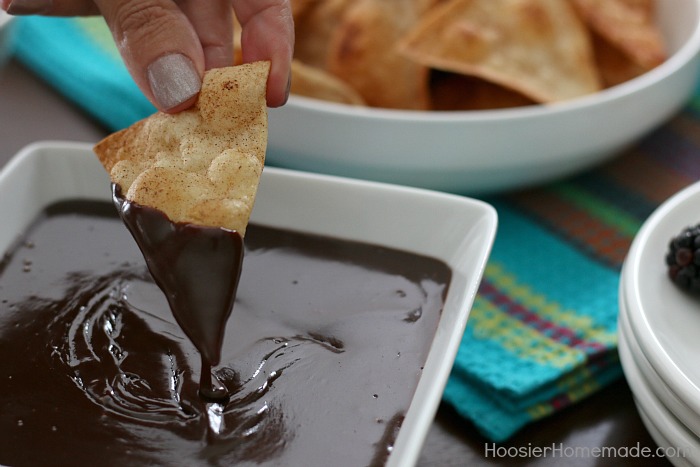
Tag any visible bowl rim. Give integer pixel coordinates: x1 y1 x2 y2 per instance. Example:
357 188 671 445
282 0 700 123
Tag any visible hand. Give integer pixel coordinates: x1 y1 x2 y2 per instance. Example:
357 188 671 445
1 0 294 112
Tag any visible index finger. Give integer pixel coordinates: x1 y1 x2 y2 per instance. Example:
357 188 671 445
94 0 205 112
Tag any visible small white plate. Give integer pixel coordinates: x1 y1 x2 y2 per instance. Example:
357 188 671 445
618 323 699 467
0 141 497 467
623 179 700 422
619 286 700 438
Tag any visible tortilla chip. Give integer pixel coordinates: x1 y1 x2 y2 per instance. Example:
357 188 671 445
430 70 535 110
590 31 647 87
326 0 433 110
294 0 354 69
572 0 666 69
618 0 655 16
93 62 269 236
398 0 602 103
232 12 243 65
291 60 366 105
290 0 318 19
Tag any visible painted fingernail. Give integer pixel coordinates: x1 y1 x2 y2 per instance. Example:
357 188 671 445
5 0 52 14
147 53 201 111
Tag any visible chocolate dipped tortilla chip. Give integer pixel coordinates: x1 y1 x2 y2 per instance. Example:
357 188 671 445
93 63 269 394
94 61 269 236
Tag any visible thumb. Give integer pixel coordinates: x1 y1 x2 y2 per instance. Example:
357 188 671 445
95 0 205 113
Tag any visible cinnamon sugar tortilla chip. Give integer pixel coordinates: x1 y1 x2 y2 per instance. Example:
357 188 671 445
326 0 434 110
398 0 602 103
294 0 354 69
430 71 535 111
232 13 243 65
93 62 269 236
291 60 366 105
590 31 647 87
572 0 666 69
290 0 317 19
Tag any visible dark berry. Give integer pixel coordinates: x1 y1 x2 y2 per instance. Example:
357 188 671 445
676 248 693 266
669 264 680 281
666 252 676 266
667 224 700 292
674 233 693 249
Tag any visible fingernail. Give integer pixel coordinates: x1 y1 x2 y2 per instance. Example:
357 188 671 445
147 53 201 111
5 0 52 14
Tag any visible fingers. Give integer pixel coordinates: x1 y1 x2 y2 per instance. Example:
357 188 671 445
3 0 294 109
177 0 234 70
233 0 294 107
93 0 204 113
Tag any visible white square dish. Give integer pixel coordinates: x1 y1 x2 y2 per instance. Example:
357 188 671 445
0 141 497 467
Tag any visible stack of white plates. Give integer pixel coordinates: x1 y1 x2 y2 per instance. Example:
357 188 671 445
619 181 700 467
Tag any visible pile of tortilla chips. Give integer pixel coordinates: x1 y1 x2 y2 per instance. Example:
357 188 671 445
286 0 666 110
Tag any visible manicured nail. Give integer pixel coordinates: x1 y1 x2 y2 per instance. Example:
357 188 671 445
147 53 201 111
5 0 52 14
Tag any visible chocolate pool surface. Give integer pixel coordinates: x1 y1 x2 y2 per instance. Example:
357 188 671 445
0 200 451 467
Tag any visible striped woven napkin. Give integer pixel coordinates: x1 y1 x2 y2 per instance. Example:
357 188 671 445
11 15 700 442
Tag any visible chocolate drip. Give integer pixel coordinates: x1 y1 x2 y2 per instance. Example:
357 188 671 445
112 184 243 401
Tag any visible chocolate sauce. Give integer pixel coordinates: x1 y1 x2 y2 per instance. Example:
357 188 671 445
0 200 451 466
111 184 242 402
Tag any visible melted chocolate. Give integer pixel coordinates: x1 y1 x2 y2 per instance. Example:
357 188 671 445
0 200 451 466
112 184 242 401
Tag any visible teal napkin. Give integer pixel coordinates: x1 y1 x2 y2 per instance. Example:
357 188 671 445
12 15 700 442
13 16 153 130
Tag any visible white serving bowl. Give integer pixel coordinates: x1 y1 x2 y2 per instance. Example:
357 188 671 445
0 141 497 467
0 11 15 71
268 0 700 195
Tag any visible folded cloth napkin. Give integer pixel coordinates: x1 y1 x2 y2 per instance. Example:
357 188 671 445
11 16 700 442
13 16 154 130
